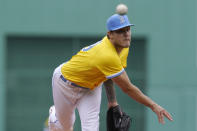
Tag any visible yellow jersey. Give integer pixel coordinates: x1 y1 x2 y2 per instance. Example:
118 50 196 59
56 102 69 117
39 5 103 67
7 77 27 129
61 36 129 90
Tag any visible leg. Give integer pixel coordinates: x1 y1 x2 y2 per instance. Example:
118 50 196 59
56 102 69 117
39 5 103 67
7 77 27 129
77 85 102 131
48 105 67 131
52 85 75 131
51 65 76 131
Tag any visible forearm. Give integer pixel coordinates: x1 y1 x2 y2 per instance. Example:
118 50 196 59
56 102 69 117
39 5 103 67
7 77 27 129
112 71 173 123
103 79 118 107
112 71 156 109
125 83 156 109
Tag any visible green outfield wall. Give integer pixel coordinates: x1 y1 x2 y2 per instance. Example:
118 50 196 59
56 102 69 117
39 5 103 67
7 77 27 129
0 0 197 131
0 34 5 131
0 0 6 129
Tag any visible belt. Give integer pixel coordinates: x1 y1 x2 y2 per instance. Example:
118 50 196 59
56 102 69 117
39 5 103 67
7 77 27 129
60 75 88 89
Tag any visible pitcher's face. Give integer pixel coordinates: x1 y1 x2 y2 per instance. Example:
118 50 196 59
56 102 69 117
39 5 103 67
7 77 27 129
108 26 131 48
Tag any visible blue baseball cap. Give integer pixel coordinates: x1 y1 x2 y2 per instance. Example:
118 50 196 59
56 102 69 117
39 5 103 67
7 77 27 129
106 14 134 31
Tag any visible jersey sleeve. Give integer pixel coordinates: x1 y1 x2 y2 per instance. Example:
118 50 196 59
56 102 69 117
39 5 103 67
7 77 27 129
120 48 129 68
96 54 124 79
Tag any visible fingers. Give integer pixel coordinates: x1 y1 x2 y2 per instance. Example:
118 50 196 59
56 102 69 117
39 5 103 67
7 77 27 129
152 104 173 124
158 110 173 124
163 110 173 121
158 111 164 124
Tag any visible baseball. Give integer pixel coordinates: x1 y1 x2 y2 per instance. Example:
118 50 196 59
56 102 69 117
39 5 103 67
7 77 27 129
116 4 128 15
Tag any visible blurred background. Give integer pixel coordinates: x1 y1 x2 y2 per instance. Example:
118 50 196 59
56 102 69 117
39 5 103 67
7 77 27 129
0 0 197 131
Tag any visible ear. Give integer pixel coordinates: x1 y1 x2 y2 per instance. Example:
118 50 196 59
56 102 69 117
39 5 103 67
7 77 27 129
107 31 111 36
107 31 112 39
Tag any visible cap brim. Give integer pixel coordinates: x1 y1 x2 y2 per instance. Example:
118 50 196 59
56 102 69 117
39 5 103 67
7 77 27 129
110 24 135 31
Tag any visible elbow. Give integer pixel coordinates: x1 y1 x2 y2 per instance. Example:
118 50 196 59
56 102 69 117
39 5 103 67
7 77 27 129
118 82 134 94
121 86 132 94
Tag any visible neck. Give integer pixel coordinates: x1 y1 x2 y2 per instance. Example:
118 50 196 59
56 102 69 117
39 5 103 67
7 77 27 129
115 46 123 54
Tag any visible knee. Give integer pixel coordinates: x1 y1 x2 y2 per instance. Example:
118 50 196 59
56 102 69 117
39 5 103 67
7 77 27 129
80 113 100 131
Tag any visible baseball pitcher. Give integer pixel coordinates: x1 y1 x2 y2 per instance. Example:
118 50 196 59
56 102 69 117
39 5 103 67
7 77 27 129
48 13 173 131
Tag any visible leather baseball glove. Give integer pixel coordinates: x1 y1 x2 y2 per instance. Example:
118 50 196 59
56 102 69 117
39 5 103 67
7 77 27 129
107 105 131 131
